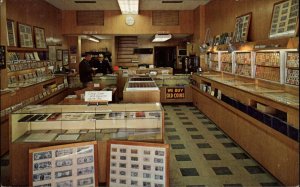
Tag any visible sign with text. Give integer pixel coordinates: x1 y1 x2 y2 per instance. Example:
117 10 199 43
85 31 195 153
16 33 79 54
85 91 112 102
166 87 185 99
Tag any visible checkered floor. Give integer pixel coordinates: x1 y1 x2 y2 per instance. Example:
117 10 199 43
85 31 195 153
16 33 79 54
163 104 281 187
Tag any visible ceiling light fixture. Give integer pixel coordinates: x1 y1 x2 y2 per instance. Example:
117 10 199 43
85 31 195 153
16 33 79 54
152 33 172 42
117 0 139 14
86 35 100 43
152 34 172 42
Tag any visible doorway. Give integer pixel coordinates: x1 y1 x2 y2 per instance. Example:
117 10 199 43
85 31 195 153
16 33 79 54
154 46 176 68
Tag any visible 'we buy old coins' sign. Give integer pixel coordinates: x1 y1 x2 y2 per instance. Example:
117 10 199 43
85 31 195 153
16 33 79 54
166 88 185 99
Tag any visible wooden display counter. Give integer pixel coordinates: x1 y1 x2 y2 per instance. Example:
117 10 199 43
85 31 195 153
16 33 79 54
0 75 68 156
191 72 299 186
9 103 164 186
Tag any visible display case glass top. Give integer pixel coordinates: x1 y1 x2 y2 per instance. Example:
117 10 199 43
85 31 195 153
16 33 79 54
11 103 164 143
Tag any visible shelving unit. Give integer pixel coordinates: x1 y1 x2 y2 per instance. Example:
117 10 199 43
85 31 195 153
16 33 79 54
285 51 299 86
255 52 281 82
220 52 232 73
209 52 219 71
234 52 252 77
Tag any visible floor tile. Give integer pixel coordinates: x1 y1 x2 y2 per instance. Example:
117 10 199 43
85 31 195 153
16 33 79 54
215 134 228 139
165 128 177 132
212 167 233 175
207 127 219 131
186 128 198 132
175 154 192 161
231 153 250 160
176 112 185 115
180 168 199 176
203 154 221 160
222 143 238 148
171 144 185 149
191 135 204 139
174 109 182 111
260 182 281 186
197 143 212 148
244 166 266 174
183 122 193 125
165 117 170 120
179 117 189 120
168 135 181 140
165 122 173 126
223 184 243 187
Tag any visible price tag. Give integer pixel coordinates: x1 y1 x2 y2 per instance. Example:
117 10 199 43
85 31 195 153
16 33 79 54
84 91 112 102
94 83 100 88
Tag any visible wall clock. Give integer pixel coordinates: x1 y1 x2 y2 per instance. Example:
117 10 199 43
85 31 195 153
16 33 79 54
125 16 135 26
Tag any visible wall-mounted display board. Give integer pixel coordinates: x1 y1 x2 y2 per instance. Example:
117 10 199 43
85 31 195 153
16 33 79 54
0 46 6 69
255 52 280 82
34 27 47 49
62 50 69 66
269 0 299 38
18 23 34 48
29 141 98 187
7 19 17 46
56 49 62 61
285 51 299 86
232 12 252 43
107 140 170 187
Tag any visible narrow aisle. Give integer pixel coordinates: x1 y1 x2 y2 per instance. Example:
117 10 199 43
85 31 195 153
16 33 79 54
163 104 281 187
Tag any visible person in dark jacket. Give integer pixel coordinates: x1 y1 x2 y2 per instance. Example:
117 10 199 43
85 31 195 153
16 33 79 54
79 54 93 87
93 54 113 75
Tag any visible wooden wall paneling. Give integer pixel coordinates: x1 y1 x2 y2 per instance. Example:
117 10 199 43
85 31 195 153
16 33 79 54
205 0 284 41
62 10 194 35
6 0 63 46
97 141 107 183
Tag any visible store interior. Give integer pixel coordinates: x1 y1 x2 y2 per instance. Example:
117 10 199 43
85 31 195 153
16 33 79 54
0 0 299 186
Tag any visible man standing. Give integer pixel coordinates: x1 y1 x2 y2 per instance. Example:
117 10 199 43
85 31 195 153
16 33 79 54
79 54 93 87
93 54 113 75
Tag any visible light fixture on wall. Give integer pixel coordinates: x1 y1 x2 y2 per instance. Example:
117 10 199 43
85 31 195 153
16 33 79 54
117 0 139 14
152 33 172 42
199 28 211 53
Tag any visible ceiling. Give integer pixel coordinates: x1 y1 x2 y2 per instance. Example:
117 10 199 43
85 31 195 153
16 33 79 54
45 0 210 11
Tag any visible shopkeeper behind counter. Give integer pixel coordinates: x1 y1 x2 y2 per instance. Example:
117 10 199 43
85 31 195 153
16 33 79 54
79 54 95 87
92 54 113 75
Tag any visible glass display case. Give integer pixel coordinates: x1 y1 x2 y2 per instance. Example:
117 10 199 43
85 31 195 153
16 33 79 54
153 74 190 87
11 103 164 143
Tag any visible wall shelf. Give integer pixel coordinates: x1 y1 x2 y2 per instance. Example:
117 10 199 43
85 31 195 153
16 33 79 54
7 47 48 52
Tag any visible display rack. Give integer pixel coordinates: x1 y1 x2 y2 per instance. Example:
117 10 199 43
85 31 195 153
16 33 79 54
255 51 281 82
220 52 232 73
285 51 299 86
235 52 252 77
9 103 164 186
209 52 219 71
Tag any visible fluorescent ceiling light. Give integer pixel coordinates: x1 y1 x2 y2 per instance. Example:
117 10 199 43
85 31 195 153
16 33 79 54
152 34 172 42
87 36 100 42
117 0 139 14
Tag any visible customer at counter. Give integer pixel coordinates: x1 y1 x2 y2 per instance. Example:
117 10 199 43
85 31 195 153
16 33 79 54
92 54 113 75
79 54 94 87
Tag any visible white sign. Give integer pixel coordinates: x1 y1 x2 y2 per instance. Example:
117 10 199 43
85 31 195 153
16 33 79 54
84 91 112 102
162 70 169 75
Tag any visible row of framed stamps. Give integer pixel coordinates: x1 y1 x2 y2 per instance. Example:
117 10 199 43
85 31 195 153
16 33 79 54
29 141 170 187
7 19 46 48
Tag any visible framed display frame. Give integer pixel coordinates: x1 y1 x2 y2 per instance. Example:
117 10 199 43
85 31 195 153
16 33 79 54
232 12 252 43
29 141 98 187
34 26 47 49
107 140 170 187
62 50 69 66
7 19 17 47
269 0 299 38
0 45 6 69
56 49 62 61
18 23 34 48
